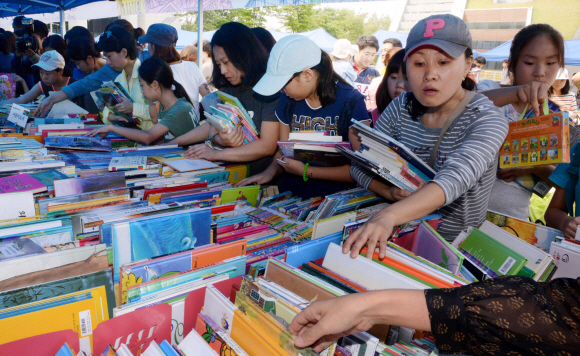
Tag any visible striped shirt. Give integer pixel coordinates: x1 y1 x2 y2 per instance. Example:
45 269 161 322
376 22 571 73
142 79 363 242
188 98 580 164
551 93 578 123
351 92 508 241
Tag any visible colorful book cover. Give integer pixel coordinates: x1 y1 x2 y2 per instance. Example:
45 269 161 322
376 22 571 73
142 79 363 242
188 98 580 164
410 222 463 275
486 210 563 251
500 111 570 168
112 209 212 282
0 238 46 261
53 172 126 198
221 186 260 207
44 136 112 152
459 228 528 276
108 156 147 172
30 169 69 189
0 173 46 194
0 74 16 100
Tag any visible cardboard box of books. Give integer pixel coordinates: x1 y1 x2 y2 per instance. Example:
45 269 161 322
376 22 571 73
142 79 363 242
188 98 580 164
499 111 570 168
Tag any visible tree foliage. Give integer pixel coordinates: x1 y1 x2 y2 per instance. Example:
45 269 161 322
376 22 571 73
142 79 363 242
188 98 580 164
179 7 269 32
177 5 391 43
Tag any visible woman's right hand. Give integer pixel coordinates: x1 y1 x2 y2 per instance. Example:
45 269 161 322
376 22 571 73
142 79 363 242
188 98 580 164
563 216 580 239
236 170 276 187
217 125 244 147
342 209 396 259
517 81 551 117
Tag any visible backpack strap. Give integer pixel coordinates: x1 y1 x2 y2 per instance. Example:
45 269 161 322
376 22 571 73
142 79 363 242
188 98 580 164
565 142 580 216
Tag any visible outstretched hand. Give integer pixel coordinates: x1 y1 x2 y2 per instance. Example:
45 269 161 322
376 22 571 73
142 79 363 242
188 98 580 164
342 210 396 259
289 294 375 353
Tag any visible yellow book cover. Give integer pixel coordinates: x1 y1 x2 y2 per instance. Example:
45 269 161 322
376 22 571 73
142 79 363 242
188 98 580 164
0 298 100 352
225 164 249 184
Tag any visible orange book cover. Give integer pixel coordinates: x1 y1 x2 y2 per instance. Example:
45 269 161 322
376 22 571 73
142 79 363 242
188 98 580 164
499 111 570 168
120 239 247 303
361 247 455 289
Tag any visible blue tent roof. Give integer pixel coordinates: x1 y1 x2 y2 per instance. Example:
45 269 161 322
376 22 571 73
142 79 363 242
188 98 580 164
0 0 105 18
481 40 580 65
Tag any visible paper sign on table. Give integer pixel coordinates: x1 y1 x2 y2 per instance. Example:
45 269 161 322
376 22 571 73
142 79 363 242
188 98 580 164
7 104 28 128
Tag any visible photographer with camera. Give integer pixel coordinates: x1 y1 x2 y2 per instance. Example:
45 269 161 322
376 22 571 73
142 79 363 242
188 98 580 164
11 19 48 91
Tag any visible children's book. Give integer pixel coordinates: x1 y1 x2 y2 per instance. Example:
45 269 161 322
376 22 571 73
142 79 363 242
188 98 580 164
500 111 570 168
221 186 261 207
53 172 126 197
108 156 147 172
0 238 46 261
409 222 464 275
0 73 17 100
458 228 528 276
0 173 46 194
0 191 35 220
44 136 112 152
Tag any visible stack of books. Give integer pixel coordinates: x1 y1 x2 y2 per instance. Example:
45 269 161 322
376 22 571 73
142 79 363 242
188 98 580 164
337 120 436 192
278 132 351 167
204 91 259 144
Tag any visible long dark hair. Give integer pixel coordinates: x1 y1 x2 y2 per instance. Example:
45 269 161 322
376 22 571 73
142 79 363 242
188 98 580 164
43 35 67 60
151 44 181 64
403 48 476 121
139 57 192 105
376 49 405 113
508 24 564 86
210 22 269 90
98 25 138 60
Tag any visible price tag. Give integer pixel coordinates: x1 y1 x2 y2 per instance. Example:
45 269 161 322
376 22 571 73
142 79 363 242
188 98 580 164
7 104 29 128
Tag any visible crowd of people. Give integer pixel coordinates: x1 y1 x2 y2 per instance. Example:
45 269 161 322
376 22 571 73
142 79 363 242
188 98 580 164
1 13 580 355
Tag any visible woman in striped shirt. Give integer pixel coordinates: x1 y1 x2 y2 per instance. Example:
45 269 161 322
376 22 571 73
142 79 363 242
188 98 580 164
344 14 509 258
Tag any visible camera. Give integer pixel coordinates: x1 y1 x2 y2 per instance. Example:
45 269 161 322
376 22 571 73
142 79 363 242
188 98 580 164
15 18 39 53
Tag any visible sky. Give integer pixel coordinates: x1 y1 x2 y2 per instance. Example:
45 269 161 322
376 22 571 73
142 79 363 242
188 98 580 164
265 0 397 31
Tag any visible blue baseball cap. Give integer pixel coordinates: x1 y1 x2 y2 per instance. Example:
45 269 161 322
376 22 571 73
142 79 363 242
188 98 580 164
138 23 178 47
253 35 322 96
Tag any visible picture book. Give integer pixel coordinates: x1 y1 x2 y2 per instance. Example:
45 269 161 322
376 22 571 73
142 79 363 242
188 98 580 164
112 209 212 282
44 136 112 152
0 173 46 194
500 111 570 168
486 210 563 251
0 73 17 100
53 172 126 197
0 191 35 220
410 222 464 275
0 238 46 261
29 169 69 190
459 228 527 276
221 186 261 207
108 156 147 172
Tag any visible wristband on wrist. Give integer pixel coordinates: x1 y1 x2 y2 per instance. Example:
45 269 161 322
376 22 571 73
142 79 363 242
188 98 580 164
303 163 310 182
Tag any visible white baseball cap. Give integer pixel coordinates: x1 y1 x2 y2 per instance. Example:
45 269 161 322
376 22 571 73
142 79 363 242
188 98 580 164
33 50 65 71
556 68 569 80
330 39 355 59
253 35 322 96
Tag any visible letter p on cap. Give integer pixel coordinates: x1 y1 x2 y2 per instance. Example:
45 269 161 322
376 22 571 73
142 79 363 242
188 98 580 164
424 19 445 38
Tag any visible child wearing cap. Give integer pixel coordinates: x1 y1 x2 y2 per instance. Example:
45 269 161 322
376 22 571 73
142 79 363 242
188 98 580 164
0 50 78 107
550 68 578 122
343 14 508 256
236 35 370 199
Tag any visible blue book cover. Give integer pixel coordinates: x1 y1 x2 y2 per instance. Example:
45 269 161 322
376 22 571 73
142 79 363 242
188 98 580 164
285 231 342 267
0 238 46 262
44 136 112 152
159 340 180 356
30 169 69 189
53 343 76 356
112 209 212 282
195 170 230 184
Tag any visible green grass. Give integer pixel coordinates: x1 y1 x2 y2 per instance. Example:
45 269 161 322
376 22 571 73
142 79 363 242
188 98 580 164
466 0 580 39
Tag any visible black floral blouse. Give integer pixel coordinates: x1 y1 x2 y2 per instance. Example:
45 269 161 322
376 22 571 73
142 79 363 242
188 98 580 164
424 276 580 356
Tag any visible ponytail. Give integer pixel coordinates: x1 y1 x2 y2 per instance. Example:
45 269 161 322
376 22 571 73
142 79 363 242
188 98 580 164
172 80 192 105
311 50 350 107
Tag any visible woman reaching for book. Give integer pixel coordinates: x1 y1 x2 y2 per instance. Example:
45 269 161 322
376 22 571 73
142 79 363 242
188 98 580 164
289 275 580 355
235 36 370 199
97 25 154 130
168 22 280 176
87 57 198 144
344 15 508 257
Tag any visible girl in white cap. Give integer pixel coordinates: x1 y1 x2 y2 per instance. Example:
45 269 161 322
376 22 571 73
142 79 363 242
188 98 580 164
550 68 578 122
235 35 370 199
0 50 76 107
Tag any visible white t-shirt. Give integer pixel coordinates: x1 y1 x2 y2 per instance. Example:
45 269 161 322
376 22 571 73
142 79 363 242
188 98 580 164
170 61 207 112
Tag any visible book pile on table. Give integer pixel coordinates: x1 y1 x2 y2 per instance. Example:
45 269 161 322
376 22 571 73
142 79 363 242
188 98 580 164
0 111 577 356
